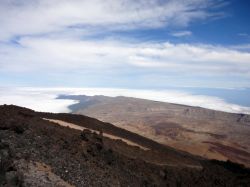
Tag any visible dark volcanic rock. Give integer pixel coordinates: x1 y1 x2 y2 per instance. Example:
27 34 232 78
0 105 250 187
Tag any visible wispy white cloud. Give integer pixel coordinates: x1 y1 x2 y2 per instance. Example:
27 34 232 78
0 87 249 114
238 33 250 38
0 0 248 89
171 31 192 37
0 0 222 41
1 37 250 79
231 44 250 52
129 43 250 76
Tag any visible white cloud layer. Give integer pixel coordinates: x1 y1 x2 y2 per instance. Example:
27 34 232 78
0 87 250 114
0 87 78 112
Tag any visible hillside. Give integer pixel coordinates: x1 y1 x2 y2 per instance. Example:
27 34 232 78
1 105 250 186
58 95 250 167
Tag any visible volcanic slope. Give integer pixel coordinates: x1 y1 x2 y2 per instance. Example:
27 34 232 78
58 95 250 167
1 105 250 186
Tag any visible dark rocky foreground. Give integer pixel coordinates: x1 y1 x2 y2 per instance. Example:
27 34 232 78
0 105 250 187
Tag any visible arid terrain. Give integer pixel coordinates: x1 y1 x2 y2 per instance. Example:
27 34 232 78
1 104 250 187
58 95 250 167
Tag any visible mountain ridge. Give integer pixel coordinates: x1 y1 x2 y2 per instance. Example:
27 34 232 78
57 95 250 167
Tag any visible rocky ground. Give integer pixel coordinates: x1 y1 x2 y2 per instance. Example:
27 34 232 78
0 105 250 187
59 95 250 167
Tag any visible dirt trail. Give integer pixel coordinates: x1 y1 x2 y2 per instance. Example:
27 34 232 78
43 118 149 150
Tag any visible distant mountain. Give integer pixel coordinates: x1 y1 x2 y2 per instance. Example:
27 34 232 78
58 95 250 167
1 105 250 186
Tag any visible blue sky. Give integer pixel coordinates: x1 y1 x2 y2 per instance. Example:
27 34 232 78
0 0 250 108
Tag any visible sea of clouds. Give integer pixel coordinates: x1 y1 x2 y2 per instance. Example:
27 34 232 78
0 87 250 114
